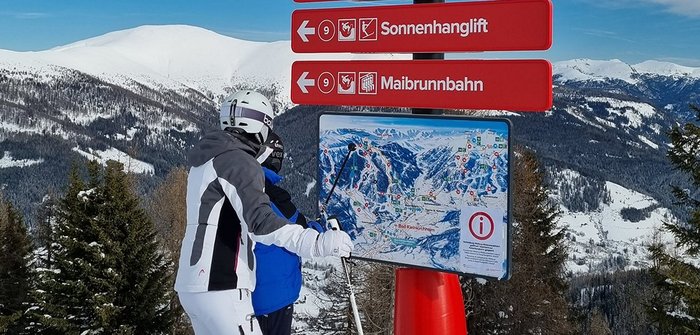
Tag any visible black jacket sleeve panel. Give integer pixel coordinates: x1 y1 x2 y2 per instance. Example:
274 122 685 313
265 181 310 229
265 181 296 219
296 214 308 229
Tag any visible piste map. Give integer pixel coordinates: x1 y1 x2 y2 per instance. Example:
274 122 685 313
318 113 511 279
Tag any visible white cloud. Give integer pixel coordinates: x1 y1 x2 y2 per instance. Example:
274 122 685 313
576 0 700 18
0 11 52 19
647 0 700 17
14 12 50 19
572 28 637 43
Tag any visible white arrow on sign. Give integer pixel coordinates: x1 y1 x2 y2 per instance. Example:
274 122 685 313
297 72 315 93
297 20 315 42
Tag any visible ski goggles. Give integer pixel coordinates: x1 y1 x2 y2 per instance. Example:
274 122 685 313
231 105 273 129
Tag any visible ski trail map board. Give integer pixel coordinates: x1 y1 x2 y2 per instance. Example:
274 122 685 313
318 113 512 280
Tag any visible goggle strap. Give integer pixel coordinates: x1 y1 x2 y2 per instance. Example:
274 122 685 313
235 106 273 129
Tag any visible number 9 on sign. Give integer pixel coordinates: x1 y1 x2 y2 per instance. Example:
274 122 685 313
318 19 335 42
318 72 335 94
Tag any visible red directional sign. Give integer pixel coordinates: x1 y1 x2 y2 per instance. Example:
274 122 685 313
291 60 552 111
292 0 552 53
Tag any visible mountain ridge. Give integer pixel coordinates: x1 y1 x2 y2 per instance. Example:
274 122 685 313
2 25 699 107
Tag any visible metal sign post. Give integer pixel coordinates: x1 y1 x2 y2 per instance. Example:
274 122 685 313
394 2 467 334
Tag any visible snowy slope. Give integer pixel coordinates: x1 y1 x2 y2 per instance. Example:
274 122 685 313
72 147 154 175
634 60 700 78
553 58 700 84
0 25 410 105
554 59 638 84
0 151 43 168
2 25 699 107
551 170 677 274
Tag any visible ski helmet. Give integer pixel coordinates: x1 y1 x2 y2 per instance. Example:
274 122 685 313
220 90 275 143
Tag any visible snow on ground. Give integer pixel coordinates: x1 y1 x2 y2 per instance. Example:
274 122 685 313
564 106 604 130
72 147 154 175
294 258 344 334
0 118 73 140
305 179 317 197
561 181 676 274
585 96 656 129
0 25 411 107
554 59 700 84
638 135 659 149
0 151 44 168
113 127 140 141
554 59 638 84
634 60 700 78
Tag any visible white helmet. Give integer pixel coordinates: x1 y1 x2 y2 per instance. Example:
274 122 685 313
220 90 274 143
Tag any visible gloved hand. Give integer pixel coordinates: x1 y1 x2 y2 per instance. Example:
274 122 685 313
313 230 354 258
307 220 326 233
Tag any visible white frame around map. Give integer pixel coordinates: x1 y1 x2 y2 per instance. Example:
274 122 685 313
318 112 512 280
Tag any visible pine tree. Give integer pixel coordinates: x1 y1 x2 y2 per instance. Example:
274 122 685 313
465 147 572 334
0 194 34 333
30 161 121 333
648 104 700 334
101 160 173 333
34 191 60 266
31 161 174 334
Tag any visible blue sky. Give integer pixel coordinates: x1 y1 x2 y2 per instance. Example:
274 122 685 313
1 0 700 66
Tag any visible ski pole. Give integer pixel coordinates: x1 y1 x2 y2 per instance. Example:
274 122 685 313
328 217 364 335
323 142 357 210
318 142 356 225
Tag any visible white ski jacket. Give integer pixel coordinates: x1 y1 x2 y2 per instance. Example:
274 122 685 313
175 130 319 293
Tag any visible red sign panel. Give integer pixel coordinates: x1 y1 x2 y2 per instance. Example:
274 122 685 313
291 60 552 111
292 0 552 53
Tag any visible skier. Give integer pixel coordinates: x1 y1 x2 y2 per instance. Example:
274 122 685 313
175 90 353 335
254 131 325 335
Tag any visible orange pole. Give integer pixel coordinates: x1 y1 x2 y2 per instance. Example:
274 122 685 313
393 268 467 335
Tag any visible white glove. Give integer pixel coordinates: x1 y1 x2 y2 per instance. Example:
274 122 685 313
313 230 354 258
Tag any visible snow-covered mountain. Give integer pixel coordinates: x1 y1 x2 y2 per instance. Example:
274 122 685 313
3 25 698 108
0 24 697 276
0 25 409 106
554 59 700 84
553 58 700 123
